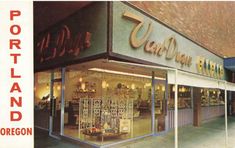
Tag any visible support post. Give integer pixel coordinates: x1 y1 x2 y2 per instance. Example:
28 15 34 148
174 70 178 148
225 82 228 147
152 71 155 134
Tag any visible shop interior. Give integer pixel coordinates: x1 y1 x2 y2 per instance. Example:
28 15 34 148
34 59 167 145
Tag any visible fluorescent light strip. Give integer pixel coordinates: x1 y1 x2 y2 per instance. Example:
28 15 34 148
89 68 165 80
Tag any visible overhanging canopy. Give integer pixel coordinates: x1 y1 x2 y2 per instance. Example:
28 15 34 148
108 60 235 91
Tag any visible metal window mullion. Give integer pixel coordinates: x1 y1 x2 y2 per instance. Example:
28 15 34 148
60 67 65 136
165 73 169 131
49 71 54 136
191 87 194 122
151 71 155 134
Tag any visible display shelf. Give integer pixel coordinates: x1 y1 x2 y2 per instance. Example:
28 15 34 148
168 97 192 109
200 88 225 107
168 85 192 110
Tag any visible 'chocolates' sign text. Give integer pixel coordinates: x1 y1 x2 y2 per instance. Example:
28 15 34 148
197 56 224 79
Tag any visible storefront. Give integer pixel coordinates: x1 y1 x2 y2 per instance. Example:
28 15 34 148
34 2 235 147
224 58 235 117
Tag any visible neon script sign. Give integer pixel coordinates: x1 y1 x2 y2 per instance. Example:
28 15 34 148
36 25 91 63
123 11 192 67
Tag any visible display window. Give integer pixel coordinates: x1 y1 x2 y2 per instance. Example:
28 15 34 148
168 85 192 109
34 72 51 129
200 88 225 106
34 59 167 146
154 80 167 132
62 60 167 145
34 70 62 132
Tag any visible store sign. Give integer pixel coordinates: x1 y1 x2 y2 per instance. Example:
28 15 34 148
36 25 91 63
35 2 108 71
111 2 224 79
197 56 224 79
123 11 192 67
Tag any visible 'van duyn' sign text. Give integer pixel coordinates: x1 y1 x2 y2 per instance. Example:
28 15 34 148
37 25 92 63
123 11 192 67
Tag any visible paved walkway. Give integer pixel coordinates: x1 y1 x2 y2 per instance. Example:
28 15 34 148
115 116 235 148
35 116 235 148
35 129 79 148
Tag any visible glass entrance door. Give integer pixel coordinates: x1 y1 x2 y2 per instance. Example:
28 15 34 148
51 81 62 135
155 80 167 133
50 70 62 137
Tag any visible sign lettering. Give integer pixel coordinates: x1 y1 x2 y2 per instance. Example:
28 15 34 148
123 11 192 67
197 56 224 79
36 25 91 63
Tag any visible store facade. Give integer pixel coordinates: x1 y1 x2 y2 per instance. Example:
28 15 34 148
34 2 235 147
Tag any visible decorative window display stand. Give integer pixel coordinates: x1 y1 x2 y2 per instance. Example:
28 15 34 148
79 98 133 141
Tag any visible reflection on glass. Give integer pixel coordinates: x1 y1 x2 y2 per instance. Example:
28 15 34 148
34 72 51 129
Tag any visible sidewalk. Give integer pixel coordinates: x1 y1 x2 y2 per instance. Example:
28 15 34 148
35 116 235 148
115 116 235 148
34 129 79 148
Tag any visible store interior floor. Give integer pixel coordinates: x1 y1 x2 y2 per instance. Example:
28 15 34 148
35 116 235 148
